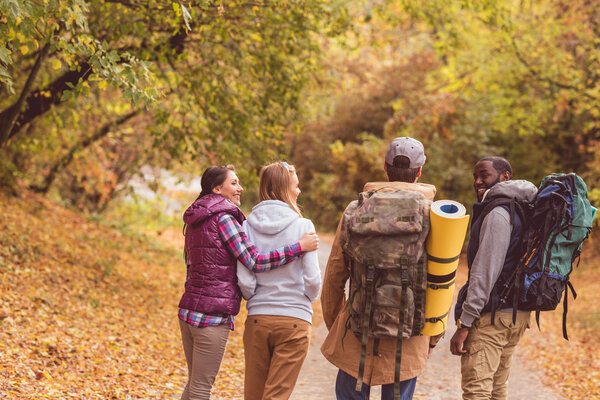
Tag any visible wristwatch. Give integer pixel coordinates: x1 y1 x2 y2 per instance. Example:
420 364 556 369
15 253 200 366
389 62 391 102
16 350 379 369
456 318 470 329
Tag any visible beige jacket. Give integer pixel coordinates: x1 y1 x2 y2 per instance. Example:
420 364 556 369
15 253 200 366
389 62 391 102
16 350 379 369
320 181 442 385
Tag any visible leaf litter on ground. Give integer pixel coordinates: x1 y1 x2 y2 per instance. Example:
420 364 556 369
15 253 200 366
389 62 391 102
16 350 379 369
1 191 598 399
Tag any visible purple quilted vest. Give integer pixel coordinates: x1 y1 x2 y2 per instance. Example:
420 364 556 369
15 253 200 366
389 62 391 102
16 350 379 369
178 194 246 315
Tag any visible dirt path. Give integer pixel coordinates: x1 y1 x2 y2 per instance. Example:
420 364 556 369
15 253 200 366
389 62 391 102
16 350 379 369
291 243 565 400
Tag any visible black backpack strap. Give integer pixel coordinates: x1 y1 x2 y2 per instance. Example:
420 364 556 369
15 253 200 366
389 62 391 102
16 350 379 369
343 258 359 350
511 266 521 324
490 286 498 326
534 194 570 330
562 280 577 340
535 208 566 330
342 272 360 351
425 272 453 331
393 263 409 400
479 197 513 223
427 281 455 290
355 263 375 392
412 256 427 334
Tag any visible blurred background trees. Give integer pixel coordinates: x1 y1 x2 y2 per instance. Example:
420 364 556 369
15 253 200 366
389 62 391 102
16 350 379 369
0 0 349 211
1 0 599 229
294 0 600 230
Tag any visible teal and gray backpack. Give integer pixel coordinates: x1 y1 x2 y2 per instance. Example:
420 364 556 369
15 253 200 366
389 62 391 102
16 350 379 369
342 188 431 399
488 173 595 339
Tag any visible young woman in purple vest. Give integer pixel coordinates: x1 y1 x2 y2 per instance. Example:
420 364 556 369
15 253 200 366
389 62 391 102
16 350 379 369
178 165 319 400
237 162 321 400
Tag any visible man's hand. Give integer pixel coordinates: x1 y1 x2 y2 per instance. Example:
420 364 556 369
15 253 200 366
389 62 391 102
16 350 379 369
450 327 469 355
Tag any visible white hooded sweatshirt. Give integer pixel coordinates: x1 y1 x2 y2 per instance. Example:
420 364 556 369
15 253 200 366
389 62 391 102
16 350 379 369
237 200 321 323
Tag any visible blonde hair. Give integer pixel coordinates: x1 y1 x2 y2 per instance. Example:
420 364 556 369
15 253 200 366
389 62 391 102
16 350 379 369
259 162 302 217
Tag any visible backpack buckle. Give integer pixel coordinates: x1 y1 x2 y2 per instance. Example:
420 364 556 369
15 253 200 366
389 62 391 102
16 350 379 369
397 257 410 284
366 262 375 283
401 268 409 285
397 256 409 267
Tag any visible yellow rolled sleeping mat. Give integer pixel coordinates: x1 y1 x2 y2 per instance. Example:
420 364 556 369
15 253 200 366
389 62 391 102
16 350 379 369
421 200 470 336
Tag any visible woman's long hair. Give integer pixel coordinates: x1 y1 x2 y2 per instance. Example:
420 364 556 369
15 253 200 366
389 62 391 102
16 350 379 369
196 165 235 200
259 162 302 217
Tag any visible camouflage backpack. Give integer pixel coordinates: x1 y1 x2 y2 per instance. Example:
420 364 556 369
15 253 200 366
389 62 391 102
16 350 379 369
342 188 431 397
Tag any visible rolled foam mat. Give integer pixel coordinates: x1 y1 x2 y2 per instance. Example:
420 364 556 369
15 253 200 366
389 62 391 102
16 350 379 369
421 200 470 336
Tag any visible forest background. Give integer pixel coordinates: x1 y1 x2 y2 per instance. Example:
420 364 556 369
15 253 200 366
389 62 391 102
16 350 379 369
1 0 599 398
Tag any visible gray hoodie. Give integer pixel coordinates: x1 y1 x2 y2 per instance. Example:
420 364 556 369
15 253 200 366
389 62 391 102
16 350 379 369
460 180 538 326
237 200 321 323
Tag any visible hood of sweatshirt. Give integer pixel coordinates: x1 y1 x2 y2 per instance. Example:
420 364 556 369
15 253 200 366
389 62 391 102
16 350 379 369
246 200 299 235
483 179 538 203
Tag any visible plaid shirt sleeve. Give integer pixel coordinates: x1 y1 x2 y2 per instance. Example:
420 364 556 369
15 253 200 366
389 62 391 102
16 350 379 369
218 214 302 273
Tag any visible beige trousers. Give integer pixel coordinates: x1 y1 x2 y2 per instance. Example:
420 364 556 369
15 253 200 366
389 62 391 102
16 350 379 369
243 315 311 400
179 320 230 400
461 311 531 400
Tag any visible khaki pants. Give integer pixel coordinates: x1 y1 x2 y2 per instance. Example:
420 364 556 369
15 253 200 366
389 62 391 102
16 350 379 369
243 315 311 400
461 311 531 400
179 320 230 400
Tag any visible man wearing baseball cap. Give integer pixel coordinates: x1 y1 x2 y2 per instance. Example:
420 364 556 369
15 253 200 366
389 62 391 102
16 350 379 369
320 137 442 400
384 137 427 182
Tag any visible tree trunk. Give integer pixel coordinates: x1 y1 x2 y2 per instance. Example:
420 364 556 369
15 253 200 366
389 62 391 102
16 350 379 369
0 42 51 149
30 108 142 193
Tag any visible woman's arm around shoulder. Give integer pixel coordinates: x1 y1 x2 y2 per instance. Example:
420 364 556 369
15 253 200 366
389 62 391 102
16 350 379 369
218 214 303 273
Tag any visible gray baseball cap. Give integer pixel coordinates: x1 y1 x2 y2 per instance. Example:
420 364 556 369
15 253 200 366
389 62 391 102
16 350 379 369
385 137 426 168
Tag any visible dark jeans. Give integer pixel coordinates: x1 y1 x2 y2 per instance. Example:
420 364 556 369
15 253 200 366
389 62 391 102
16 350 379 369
335 369 417 400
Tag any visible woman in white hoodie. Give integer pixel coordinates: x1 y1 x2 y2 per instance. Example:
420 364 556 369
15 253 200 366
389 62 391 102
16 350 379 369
237 161 321 400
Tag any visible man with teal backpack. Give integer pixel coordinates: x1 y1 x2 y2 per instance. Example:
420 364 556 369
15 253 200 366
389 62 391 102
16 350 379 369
497 172 596 340
450 156 595 400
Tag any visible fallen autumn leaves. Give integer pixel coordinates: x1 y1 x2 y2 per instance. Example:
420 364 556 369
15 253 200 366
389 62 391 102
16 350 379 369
0 191 245 399
1 191 598 399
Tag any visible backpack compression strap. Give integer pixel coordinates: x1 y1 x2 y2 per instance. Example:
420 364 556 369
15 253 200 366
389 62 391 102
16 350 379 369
562 281 577 340
424 277 453 330
412 256 427 334
342 258 360 351
393 261 409 400
535 198 569 332
355 263 375 392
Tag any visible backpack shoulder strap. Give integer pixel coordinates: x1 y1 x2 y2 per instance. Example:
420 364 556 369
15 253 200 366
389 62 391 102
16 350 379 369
480 197 526 227
479 197 527 326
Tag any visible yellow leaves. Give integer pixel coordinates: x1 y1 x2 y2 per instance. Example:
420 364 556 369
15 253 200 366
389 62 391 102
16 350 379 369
0 191 185 399
20 45 29 55
36 370 53 381
51 59 62 70
6 27 16 40
249 32 262 42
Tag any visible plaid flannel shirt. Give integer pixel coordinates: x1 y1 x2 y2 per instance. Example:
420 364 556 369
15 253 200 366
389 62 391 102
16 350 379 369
179 213 303 329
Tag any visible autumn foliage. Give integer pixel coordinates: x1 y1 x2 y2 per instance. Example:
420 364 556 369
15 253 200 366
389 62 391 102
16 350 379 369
2 0 600 398
1 190 599 398
0 191 246 399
